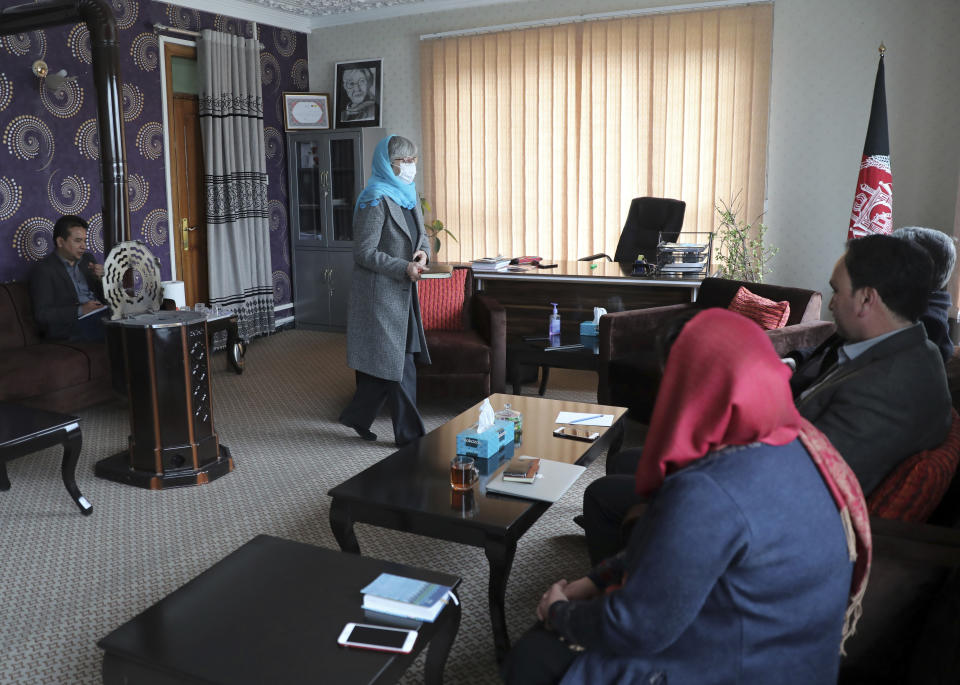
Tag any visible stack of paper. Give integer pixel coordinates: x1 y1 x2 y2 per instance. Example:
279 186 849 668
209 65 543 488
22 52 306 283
361 573 453 622
471 256 510 271
660 261 706 272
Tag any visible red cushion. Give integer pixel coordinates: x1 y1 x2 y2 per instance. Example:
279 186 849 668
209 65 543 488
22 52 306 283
417 268 467 331
727 285 790 330
868 409 960 522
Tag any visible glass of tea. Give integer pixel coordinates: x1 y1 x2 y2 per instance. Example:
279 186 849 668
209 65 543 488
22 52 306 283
450 455 479 491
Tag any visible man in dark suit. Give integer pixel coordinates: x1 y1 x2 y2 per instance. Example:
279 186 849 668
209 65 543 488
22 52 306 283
792 234 952 494
30 215 107 341
580 234 952 565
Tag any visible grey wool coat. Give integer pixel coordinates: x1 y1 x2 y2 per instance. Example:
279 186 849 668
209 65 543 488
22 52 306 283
346 196 432 382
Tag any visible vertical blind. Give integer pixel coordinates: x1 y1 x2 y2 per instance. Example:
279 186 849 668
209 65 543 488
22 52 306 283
420 5 773 262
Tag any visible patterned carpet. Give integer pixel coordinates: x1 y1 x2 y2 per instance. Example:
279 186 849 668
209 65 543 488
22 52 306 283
0 329 644 684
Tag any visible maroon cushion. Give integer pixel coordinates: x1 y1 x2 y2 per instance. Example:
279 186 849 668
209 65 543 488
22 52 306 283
419 330 490 375
728 285 790 330
417 269 467 331
868 409 960 522
0 344 91 402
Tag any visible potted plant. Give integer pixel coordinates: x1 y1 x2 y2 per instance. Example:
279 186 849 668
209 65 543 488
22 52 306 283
713 194 778 283
419 195 457 256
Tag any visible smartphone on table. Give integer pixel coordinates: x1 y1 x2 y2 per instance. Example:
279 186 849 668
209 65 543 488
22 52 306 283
337 623 418 653
553 426 600 442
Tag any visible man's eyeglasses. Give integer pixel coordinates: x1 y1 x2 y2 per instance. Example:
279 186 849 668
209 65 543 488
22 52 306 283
392 156 418 164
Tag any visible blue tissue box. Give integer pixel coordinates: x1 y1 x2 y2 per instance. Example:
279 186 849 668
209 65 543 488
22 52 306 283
580 320 599 337
456 420 515 459
476 442 516 475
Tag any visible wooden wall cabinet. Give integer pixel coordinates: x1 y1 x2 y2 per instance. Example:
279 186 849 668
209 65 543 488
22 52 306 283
287 128 384 331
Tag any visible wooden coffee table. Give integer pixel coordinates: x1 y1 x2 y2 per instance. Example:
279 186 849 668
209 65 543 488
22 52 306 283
98 535 461 685
328 394 627 659
0 402 92 515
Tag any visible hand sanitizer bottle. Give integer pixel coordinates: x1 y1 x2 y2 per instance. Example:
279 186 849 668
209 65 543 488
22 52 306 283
548 302 561 337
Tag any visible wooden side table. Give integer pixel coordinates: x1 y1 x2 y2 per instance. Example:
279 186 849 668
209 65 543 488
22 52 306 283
0 402 92 515
99 535 461 685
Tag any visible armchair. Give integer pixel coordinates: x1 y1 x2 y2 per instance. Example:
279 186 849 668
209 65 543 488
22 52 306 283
580 197 686 263
598 277 834 421
838 514 960 684
416 266 506 400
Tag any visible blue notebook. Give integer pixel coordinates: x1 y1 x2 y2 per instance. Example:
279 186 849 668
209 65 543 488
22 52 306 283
360 573 453 622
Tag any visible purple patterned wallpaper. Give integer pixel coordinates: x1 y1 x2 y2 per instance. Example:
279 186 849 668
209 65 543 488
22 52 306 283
0 0 308 309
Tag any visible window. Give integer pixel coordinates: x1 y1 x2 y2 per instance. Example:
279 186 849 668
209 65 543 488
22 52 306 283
419 5 773 262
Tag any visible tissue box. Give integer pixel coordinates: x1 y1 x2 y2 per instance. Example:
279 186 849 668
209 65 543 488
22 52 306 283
476 442 516 475
456 420 515 459
580 320 599 337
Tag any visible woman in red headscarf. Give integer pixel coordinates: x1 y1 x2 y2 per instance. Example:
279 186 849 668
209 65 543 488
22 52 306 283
502 308 870 685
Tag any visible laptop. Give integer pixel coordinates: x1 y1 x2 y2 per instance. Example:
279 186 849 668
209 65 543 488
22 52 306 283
485 456 586 503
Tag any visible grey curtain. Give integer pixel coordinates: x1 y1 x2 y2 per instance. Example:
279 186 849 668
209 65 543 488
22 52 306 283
197 29 274 341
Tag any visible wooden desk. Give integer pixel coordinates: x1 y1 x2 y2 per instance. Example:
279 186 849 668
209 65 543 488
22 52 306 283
473 261 701 336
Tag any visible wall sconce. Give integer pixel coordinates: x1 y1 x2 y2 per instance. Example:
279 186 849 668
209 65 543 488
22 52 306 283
31 59 74 91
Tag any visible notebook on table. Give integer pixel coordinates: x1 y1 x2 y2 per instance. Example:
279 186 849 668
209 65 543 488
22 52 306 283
485 457 586 503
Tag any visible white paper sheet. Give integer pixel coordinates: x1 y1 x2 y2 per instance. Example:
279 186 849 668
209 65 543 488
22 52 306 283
555 412 614 427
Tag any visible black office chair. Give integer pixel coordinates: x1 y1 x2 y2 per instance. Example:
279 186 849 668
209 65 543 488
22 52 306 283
579 197 686 264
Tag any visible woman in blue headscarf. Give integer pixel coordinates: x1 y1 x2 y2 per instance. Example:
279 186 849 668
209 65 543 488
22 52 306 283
339 135 432 447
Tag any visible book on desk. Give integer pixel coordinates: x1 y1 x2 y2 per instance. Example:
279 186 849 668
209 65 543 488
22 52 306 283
360 573 454 622
471 256 510 271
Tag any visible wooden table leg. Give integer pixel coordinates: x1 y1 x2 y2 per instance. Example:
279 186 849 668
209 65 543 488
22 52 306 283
538 366 551 396
607 420 625 459
484 536 517 662
60 425 92 516
510 357 522 395
424 590 461 685
329 499 360 554
226 318 244 375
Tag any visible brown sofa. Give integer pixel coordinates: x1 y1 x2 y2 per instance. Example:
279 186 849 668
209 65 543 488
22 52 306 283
598 277 835 420
0 281 113 413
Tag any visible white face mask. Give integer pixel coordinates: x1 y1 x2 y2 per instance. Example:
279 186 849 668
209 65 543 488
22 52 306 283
396 162 416 185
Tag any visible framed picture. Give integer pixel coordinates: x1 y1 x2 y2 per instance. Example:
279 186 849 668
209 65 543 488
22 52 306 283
283 92 330 130
334 59 382 128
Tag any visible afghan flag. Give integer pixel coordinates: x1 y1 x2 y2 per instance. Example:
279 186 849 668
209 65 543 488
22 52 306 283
848 54 892 239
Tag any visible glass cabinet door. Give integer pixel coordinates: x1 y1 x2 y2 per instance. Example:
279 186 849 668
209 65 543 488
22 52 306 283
294 140 326 241
328 135 360 245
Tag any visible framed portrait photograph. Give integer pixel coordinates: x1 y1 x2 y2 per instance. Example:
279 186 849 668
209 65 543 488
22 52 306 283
334 59 382 128
283 92 330 130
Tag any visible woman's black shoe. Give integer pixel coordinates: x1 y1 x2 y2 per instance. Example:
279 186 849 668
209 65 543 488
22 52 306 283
340 419 376 441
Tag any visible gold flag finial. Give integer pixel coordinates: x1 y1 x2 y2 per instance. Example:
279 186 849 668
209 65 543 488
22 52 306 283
879 42 886 56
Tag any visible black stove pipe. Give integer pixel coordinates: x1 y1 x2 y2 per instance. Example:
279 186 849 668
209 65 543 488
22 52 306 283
0 0 130 254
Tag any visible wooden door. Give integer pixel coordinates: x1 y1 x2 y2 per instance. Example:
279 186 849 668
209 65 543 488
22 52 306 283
165 43 209 307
